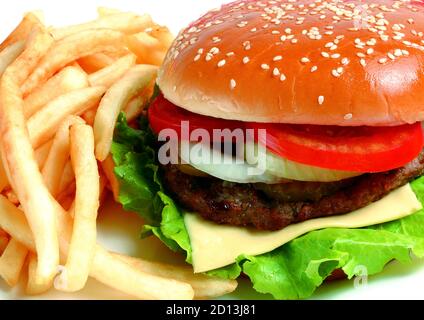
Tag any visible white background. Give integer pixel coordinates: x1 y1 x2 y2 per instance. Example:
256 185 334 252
1 0 424 300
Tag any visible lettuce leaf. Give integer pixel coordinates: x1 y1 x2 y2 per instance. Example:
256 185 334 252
112 114 424 299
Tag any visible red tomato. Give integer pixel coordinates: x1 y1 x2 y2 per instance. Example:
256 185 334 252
246 122 423 173
148 94 243 140
148 95 423 173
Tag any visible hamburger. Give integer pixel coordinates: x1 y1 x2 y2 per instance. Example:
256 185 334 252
112 0 424 299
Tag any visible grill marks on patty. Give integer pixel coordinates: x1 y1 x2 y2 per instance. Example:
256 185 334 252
161 150 424 231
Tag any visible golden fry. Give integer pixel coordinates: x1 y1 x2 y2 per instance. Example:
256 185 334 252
0 29 58 290
24 66 89 118
21 29 125 96
126 32 166 65
113 253 238 299
27 86 106 149
101 155 120 201
0 41 25 77
88 53 136 88
42 116 85 197
51 12 153 40
35 140 52 169
0 238 28 287
57 124 99 292
0 12 45 52
78 53 115 74
94 65 157 161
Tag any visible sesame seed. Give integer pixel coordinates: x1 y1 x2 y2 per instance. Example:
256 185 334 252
379 57 388 64
360 59 367 67
344 113 353 120
367 48 374 55
342 58 350 65
205 53 213 61
226 52 235 57
321 52 330 58
311 66 318 72
280 74 287 82
273 55 283 61
217 59 226 67
300 57 310 64
332 69 341 77
291 39 298 44
230 79 236 90
318 95 325 105
273 67 280 76
242 56 250 64
261 63 270 70
394 49 403 57
331 53 341 59
194 54 201 61
285 28 292 34
388 52 395 60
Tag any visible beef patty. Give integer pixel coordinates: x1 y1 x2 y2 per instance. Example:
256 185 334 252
161 150 424 231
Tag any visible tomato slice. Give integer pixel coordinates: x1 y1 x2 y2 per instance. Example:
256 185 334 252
148 95 423 173
148 94 242 140
246 122 424 173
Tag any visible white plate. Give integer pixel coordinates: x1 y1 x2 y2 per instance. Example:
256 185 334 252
1 0 424 300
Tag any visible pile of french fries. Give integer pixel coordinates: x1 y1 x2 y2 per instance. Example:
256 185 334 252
0 8 238 299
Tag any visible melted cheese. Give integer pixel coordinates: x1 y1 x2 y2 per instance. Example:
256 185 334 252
185 184 422 273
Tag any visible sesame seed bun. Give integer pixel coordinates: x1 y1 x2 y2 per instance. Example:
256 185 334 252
157 0 424 126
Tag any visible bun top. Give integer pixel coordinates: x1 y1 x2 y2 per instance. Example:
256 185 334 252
157 0 424 126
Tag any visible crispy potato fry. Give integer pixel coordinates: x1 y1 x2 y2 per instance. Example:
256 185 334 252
0 159 9 194
56 123 99 292
58 161 75 196
126 32 166 65
0 238 28 287
42 116 85 197
0 12 44 52
51 13 153 40
0 195 194 299
88 53 136 87
0 41 26 77
94 65 157 161
24 66 89 118
0 195 33 252
78 53 115 74
4 189 19 206
147 26 174 49
35 140 52 169
82 109 97 126
124 95 148 123
101 155 120 201
0 29 59 290
0 235 8 255
27 252 52 294
92 245 194 299
97 7 123 17
113 253 238 299
21 29 125 96
27 86 106 149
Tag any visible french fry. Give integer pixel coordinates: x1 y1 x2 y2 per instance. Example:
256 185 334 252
124 95 148 123
58 161 75 196
94 65 157 161
21 29 125 96
97 7 123 17
0 195 194 299
26 252 52 294
0 29 58 291
51 12 153 40
88 53 136 88
27 86 106 149
0 238 28 287
101 155 120 201
0 195 34 253
42 116 85 197
0 41 25 77
56 123 100 292
113 253 238 299
78 53 116 74
4 189 19 206
147 26 174 49
0 12 44 52
126 32 166 65
35 140 52 169
82 109 97 126
0 159 9 193
0 235 8 255
24 66 89 118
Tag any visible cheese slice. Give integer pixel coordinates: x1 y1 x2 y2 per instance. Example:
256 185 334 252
185 184 422 273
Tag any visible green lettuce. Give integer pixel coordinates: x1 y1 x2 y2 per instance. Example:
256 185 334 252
112 114 424 299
